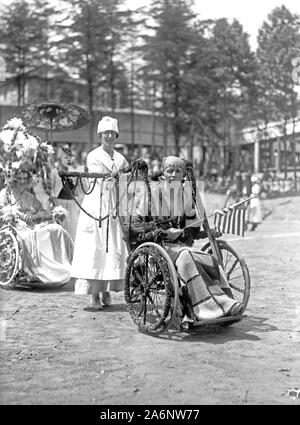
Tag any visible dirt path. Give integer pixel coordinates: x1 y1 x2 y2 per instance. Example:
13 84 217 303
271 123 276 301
1 197 300 405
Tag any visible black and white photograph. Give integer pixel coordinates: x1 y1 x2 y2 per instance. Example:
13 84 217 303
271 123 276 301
0 0 299 408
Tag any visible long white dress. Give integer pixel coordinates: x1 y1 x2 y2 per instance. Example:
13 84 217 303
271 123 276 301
72 146 129 295
0 188 73 287
247 182 262 225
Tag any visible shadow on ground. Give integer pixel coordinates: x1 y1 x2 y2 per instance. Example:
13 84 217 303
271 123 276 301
148 315 278 344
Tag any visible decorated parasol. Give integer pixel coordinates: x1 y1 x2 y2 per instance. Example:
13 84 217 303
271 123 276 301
20 101 92 144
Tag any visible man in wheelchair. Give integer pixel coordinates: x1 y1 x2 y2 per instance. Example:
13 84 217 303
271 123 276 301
124 156 244 328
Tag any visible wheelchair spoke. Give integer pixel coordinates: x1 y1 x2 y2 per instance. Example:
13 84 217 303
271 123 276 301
223 250 233 269
143 294 148 324
229 283 245 293
226 258 239 279
228 266 242 277
146 292 163 319
144 253 149 286
133 268 144 286
228 274 244 281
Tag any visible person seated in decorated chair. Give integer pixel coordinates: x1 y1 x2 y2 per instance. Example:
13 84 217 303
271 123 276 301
123 156 243 327
0 166 73 287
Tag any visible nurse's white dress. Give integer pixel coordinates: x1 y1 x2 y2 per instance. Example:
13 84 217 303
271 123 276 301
72 146 129 295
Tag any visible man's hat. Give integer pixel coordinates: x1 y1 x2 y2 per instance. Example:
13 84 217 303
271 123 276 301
97 116 119 137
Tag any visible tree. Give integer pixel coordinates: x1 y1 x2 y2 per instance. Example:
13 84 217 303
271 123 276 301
57 0 107 138
57 0 132 146
139 0 196 155
256 5 300 178
99 0 133 114
0 0 59 105
208 18 256 174
181 17 255 174
30 0 64 100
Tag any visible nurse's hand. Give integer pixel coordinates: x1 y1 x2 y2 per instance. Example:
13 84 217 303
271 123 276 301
165 228 183 242
105 177 117 191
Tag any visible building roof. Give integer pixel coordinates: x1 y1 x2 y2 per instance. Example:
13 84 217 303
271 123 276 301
240 118 300 145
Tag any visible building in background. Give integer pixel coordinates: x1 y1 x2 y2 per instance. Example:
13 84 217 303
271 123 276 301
238 119 300 174
1 75 299 176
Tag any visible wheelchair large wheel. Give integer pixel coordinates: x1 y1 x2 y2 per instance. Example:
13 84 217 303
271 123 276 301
124 242 179 335
0 226 21 288
201 239 250 313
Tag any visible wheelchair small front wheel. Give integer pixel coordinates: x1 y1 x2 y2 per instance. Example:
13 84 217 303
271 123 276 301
0 226 21 288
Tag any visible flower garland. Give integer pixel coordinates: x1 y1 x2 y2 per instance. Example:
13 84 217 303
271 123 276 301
0 204 20 226
51 206 68 224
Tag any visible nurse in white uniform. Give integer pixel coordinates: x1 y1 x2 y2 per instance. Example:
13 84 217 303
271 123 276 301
72 116 129 310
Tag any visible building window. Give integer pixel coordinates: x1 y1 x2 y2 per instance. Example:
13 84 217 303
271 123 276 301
96 87 120 109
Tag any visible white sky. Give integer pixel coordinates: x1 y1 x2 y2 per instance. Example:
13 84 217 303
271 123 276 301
126 0 300 49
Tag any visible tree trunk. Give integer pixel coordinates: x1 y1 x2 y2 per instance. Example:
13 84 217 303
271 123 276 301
130 52 135 151
21 50 26 105
17 48 21 106
174 128 180 156
188 117 196 162
283 122 288 178
87 65 94 149
189 134 194 162
86 8 94 150
17 75 21 106
109 49 115 114
21 71 25 106
292 118 297 191
151 81 157 153
162 77 167 155
173 79 180 156
276 138 281 173
44 36 50 100
291 93 298 191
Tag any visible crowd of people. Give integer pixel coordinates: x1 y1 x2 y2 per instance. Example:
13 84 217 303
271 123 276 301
0 115 246 327
204 169 297 198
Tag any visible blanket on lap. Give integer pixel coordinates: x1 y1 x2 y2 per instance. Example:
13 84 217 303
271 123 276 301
165 245 239 321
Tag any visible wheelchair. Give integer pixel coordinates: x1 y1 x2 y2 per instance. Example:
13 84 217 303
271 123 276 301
124 238 250 335
59 160 251 336
0 217 73 290
0 225 23 288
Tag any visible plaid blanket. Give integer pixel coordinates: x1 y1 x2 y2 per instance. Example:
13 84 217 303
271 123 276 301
164 244 239 321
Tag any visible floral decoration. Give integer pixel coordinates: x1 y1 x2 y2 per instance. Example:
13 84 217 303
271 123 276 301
0 117 54 198
51 206 68 224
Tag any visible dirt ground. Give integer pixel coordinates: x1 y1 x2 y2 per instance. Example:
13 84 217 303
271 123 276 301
0 195 300 405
